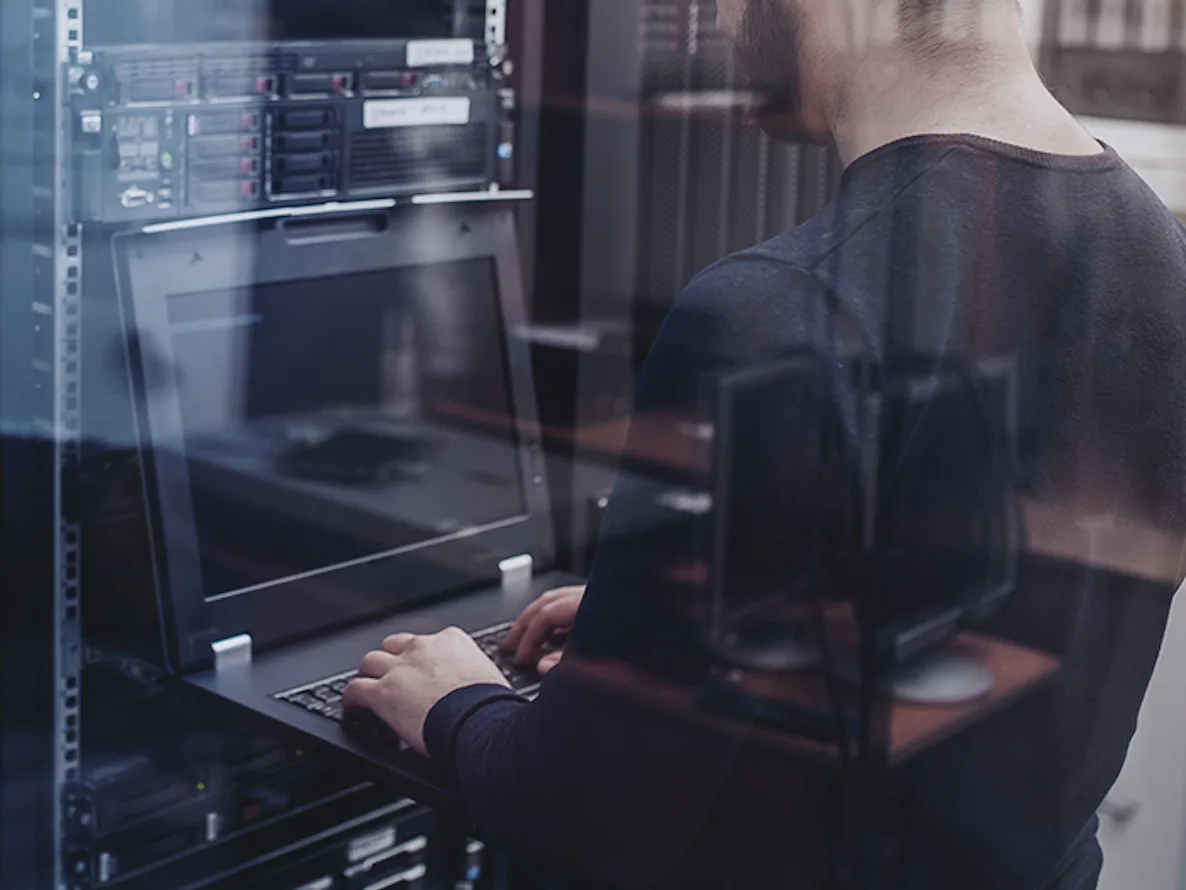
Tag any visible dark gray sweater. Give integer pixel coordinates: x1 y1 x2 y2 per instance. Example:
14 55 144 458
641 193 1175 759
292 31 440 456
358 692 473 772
427 134 1186 890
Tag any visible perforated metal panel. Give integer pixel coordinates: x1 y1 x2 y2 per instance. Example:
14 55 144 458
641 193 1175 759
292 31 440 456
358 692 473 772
570 0 840 566
630 0 840 351
34 0 85 887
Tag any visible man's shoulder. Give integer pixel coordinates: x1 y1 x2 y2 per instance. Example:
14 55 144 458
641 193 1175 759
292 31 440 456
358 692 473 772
680 229 829 311
679 195 879 311
650 227 854 373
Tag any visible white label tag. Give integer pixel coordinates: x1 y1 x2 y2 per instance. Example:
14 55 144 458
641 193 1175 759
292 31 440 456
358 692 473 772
363 97 471 129
406 39 475 67
348 826 396 863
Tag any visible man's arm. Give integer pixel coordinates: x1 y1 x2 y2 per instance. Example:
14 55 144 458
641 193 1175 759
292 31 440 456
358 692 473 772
426 291 745 883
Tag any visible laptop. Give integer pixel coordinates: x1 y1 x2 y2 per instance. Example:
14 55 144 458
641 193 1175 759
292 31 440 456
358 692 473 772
104 203 582 805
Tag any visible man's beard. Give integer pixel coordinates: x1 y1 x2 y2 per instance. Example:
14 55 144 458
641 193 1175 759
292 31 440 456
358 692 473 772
732 0 816 140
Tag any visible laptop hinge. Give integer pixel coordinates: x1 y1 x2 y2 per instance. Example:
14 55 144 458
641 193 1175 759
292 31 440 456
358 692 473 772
499 553 533 588
211 633 253 672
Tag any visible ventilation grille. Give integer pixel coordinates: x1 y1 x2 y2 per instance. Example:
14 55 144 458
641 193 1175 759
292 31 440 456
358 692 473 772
349 124 488 190
115 59 200 102
639 0 729 93
203 54 296 76
114 59 199 82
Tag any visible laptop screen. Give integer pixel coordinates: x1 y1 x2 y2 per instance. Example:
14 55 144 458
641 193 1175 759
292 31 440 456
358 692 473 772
161 257 527 601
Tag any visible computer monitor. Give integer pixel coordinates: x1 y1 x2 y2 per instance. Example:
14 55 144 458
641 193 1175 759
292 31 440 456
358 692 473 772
866 358 1020 627
702 351 1020 702
836 355 1021 702
701 351 859 671
115 205 554 671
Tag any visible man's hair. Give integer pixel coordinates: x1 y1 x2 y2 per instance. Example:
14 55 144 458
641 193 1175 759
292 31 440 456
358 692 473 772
897 0 948 39
890 0 1016 58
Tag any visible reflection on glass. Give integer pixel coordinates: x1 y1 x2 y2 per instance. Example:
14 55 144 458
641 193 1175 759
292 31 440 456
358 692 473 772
162 259 525 599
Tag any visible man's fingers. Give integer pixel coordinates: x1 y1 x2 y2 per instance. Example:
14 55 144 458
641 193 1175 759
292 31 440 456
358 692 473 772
343 676 380 710
503 587 584 653
538 651 563 675
381 633 417 656
515 600 574 665
502 589 561 651
359 649 399 678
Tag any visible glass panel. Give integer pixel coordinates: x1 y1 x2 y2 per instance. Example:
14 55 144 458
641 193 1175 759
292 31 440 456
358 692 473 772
4 0 1186 888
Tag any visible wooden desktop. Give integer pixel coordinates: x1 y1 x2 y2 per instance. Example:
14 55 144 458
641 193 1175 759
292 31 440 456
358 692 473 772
562 631 1059 768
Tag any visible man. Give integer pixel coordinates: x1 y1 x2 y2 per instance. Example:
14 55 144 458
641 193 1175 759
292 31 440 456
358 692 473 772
344 0 1186 887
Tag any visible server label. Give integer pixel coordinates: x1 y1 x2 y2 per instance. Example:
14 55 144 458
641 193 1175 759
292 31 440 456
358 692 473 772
363 97 471 129
407 39 475 67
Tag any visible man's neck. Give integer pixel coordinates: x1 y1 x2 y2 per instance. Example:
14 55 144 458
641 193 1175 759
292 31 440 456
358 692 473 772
830 41 1102 167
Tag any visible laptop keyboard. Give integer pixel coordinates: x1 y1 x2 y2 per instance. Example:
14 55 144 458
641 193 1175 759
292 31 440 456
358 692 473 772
274 623 542 748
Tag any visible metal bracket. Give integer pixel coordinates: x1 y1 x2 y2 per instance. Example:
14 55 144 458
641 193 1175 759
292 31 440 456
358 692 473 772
211 634 253 672
137 190 535 236
40 0 85 885
499 553 533 588
485 0 506 47
96 852 113 885
656 490 713 515
204 812 222 843
410 188 533 206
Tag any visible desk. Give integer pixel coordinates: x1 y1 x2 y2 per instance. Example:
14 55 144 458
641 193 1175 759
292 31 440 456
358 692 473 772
565 632 1059 768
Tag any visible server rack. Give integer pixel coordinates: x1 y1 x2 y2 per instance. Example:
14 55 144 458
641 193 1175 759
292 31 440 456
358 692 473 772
0 0 541 886
0 0 91 884
0 0 59 886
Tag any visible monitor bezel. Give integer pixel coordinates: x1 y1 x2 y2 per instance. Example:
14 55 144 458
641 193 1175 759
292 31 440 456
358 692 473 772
703 352 843 647
114 204 555 673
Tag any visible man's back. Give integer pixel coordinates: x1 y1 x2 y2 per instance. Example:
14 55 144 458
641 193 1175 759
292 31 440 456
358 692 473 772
562 133 1186 888
684 133 1186 523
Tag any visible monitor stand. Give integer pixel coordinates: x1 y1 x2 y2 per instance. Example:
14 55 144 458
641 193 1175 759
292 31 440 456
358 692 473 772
836 647 995 705
711 615 822 672
886 650 994 704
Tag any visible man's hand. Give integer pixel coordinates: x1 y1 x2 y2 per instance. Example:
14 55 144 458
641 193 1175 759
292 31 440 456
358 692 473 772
343 627 509 756
502 585 585 674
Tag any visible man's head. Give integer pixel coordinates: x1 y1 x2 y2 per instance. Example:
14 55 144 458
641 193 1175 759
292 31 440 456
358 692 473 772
716 0 1027 145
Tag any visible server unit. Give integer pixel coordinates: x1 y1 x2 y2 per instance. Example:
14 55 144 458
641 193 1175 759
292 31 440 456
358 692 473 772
69 38 514 224
195 802 441 890
63 674 417 890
